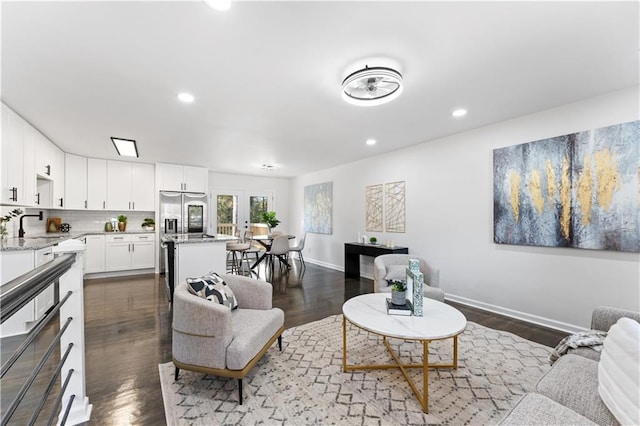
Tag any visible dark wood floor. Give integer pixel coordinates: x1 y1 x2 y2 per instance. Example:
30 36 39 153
1 261 568 425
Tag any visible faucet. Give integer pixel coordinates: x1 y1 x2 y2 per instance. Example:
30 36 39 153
19 211 44 238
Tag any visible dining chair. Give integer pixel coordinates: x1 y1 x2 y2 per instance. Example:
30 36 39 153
288 232 306 268
265 235 290 277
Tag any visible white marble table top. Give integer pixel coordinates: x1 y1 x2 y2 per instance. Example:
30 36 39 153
342 293 467 341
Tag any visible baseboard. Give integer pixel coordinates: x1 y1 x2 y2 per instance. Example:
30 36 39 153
304 258 343 272
84 268 155 280
445 294 588 334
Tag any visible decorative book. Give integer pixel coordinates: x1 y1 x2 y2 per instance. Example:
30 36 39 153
386 298 412 316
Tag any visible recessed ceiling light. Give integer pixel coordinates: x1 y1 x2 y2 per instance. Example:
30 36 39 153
261 164 277 171
452 108 467 118
177 93 195 103
111 137 139 158
203 0 231 11
366 139 377 146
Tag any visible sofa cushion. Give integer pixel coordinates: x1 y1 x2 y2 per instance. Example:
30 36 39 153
499 393 597 425
536 354 618 425
598 317 640 426
226 308 284 370
186 273 238 310
384 264 406 282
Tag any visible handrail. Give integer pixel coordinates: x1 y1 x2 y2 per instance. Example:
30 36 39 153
0 253 76 323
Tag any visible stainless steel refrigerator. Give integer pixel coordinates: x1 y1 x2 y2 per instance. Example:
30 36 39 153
159 191 208 272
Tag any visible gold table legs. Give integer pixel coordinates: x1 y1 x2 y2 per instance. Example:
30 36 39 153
342 315 459 413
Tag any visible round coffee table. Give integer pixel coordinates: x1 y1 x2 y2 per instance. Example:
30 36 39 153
342 293 467 413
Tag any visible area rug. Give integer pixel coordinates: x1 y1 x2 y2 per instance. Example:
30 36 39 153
159 315 552 425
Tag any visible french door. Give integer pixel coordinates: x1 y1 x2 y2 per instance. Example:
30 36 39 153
212 189 273 237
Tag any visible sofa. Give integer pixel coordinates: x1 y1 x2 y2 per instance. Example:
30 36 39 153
500 306 640 425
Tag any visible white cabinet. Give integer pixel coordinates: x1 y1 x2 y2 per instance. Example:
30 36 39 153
157 163 208 193
87 158 107 210
51 146 65 208
22 125 37 207
34 247 55 319
65 153 88 209
107 161 155 211
1 104 25 206
105 234 155 271
85 234 106 273
33 127 65 208
131 234 155 269
0 250 36 337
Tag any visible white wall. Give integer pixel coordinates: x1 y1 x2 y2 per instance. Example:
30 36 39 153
290 87 640 332
209 172 291 233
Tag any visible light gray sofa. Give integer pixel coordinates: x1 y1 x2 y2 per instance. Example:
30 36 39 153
172 273 285 404
373 254 444 302
500 306 640 425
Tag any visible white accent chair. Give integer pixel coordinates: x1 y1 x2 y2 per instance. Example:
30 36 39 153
288 232 306 268
172 274 285 404
373 254 444 302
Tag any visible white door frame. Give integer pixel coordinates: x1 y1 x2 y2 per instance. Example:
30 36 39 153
210 188 274 235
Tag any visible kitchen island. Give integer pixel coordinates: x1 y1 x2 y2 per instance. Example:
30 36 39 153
161 233 237 301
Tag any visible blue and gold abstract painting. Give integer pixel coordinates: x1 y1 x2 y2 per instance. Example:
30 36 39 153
494 120 639 252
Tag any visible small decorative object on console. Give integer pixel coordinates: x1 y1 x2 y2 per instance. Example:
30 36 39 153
60 223 71 233
369 236 377 244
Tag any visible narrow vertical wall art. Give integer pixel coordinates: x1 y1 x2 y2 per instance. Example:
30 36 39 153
385 181 406 233
365 184 383 232
304 181 333 234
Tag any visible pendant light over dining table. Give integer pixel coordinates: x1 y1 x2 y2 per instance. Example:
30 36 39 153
342 66 403 106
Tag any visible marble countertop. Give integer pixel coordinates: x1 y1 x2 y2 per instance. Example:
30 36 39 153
0 230 155 251
161 234 238 244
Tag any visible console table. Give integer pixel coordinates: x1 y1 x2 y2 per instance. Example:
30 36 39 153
344 242 409 278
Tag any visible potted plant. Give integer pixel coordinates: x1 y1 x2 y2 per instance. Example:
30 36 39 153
259 211 280 233
390 280 407 305
117 214 127 232
369 236 377 245
142 217 155 231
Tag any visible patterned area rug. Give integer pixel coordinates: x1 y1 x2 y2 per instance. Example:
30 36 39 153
159 315 552 425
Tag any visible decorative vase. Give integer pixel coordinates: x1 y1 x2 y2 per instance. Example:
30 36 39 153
391 290 406 306
118 222 126 232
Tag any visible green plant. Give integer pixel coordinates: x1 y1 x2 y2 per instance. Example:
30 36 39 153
390 280 407 292
369 236 377 244
143 218 155 225
2 208 23 223
259 211 280 229
117 214 127 223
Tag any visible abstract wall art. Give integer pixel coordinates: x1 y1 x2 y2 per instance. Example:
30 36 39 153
493 120 639 252
385 181 406 233
365 184 383 232
304 181 333 234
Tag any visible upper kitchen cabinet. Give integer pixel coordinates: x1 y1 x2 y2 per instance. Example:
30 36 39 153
64 153 88 209
33 126 64 208
106 160 155 211
156 163 208 193
87 158 107 210
1 104 36 207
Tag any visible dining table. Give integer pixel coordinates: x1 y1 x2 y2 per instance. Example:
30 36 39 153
250 234 295 269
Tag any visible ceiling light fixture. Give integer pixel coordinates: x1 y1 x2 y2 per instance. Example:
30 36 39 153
366 139 377 146
261 164 277 171
203 0 231 11
342 66 403 107
177 93 195 103
111 137 139 158
451 108 468 118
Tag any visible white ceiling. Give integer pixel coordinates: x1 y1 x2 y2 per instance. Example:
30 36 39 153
2 1 638 178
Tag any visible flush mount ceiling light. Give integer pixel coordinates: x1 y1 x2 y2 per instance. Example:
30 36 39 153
203 0 231 11
261 164 277 171
111 137 139 158
342 66 403 107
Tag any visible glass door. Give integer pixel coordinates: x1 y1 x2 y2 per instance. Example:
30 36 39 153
212 190 273 236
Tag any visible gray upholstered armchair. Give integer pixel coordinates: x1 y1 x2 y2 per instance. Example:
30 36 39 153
373 254 444 302
172 273 285 404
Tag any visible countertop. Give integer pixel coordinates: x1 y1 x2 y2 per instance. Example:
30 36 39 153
161 234 238 244
0 231 156 251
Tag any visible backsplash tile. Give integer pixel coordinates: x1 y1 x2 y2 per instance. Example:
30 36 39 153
1 206 155 237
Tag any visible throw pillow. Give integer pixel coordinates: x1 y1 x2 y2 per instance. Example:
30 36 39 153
186 273 238 310
384 264 407 283
598 317 640 426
